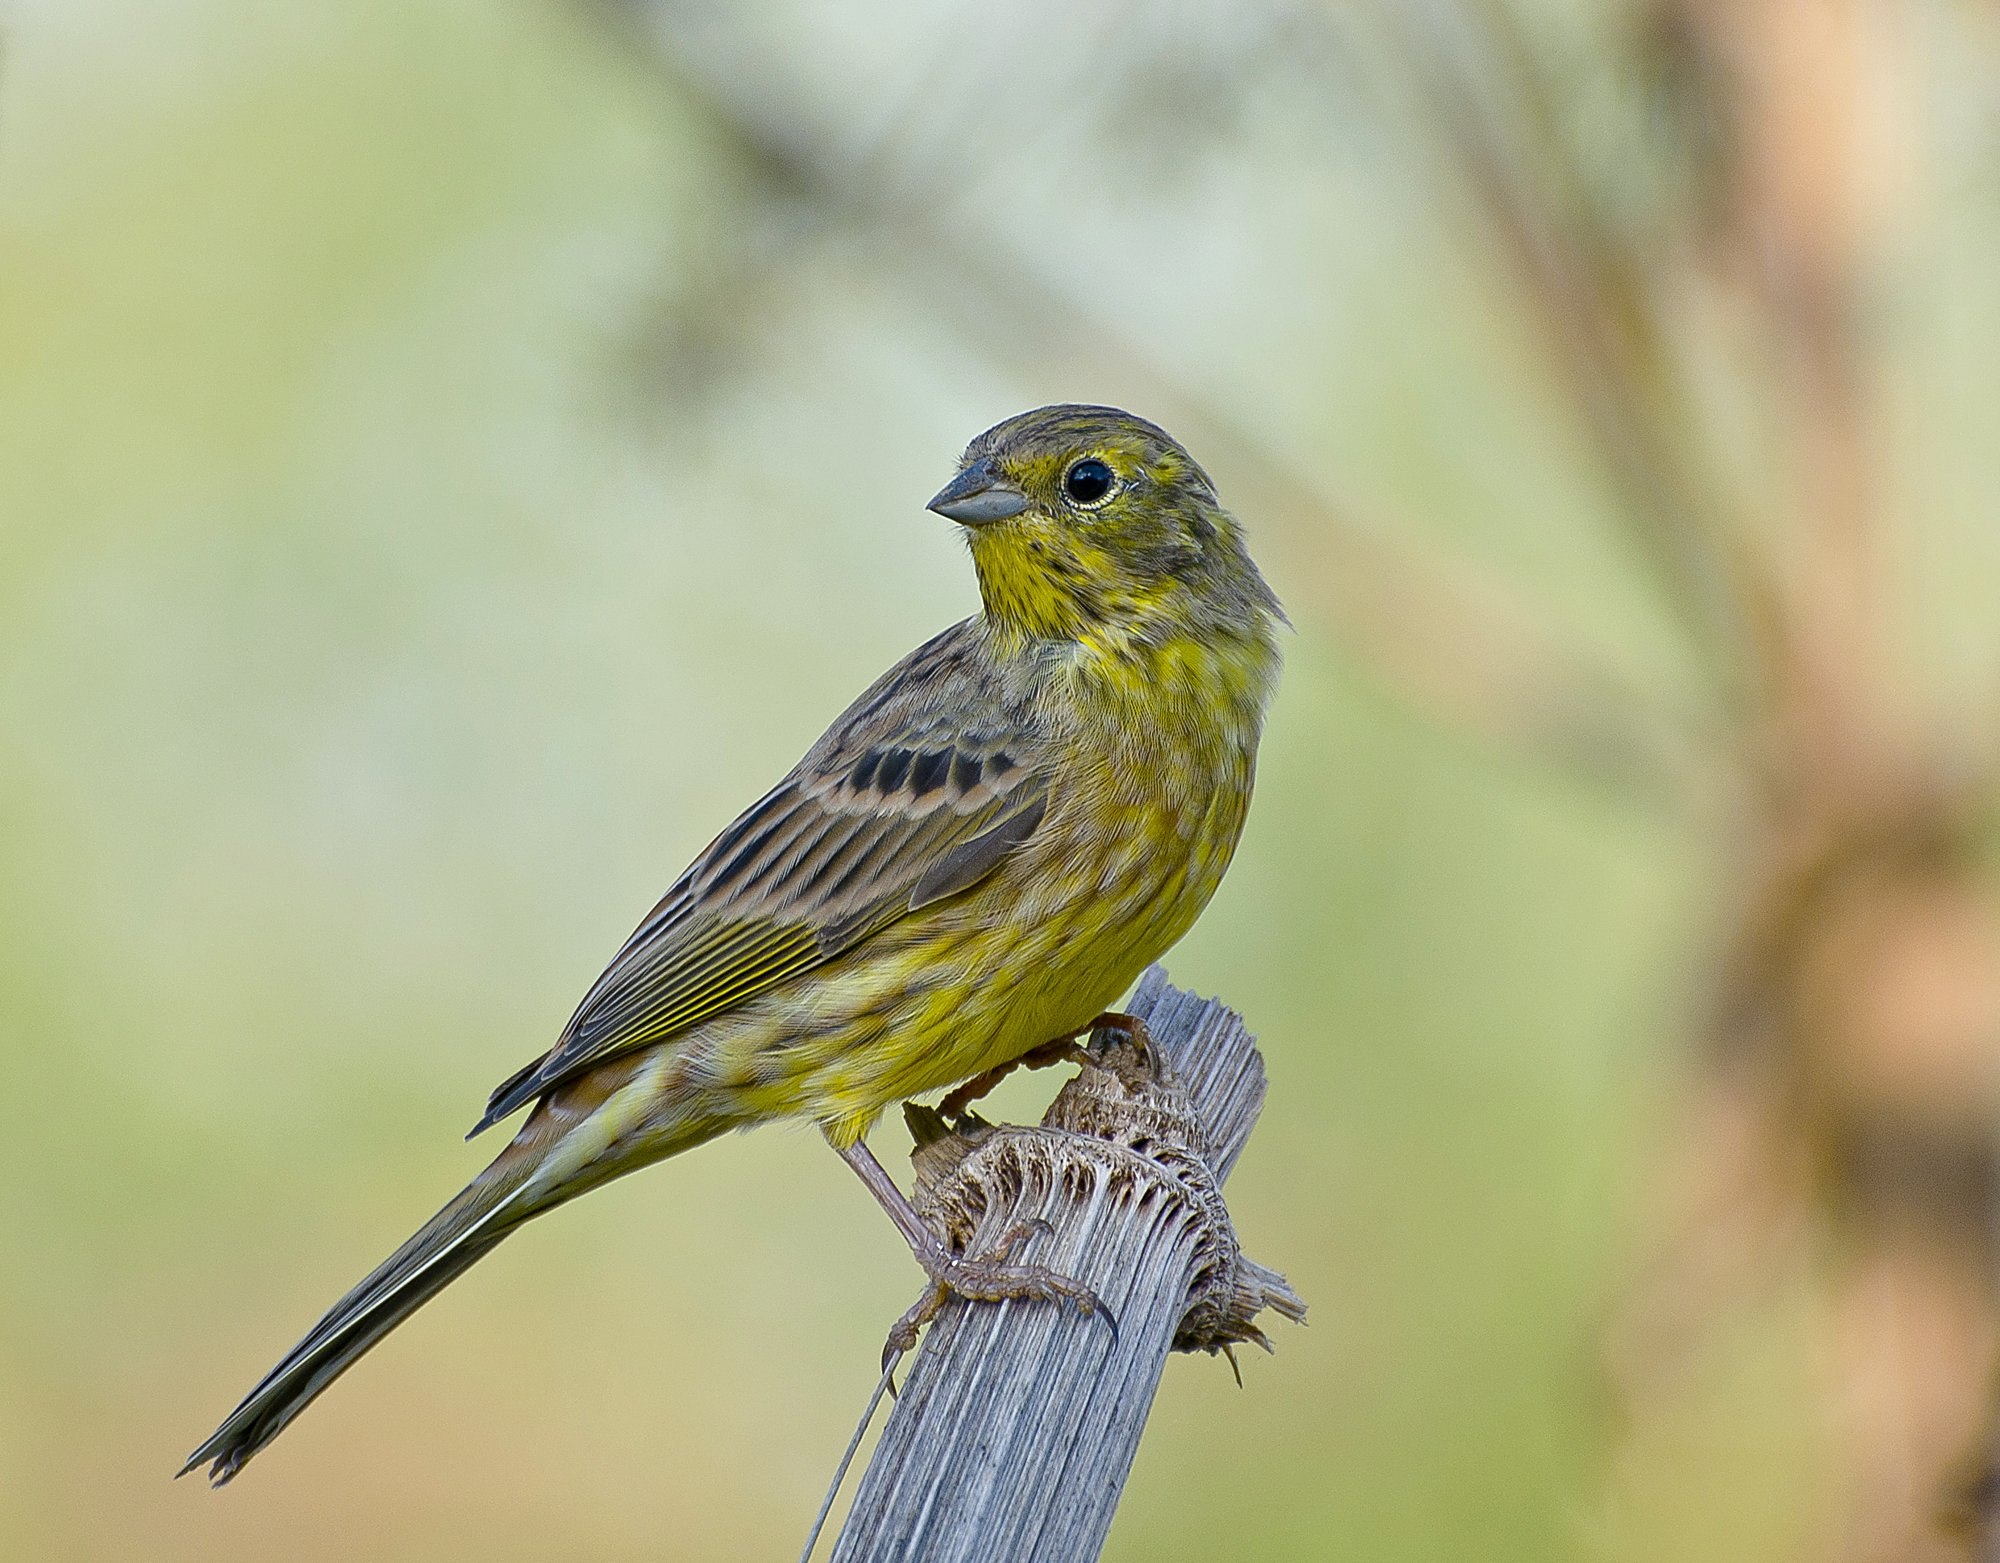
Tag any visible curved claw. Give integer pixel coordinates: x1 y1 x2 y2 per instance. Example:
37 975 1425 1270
1048 1275 1118 1351
1085 1011 1160 1087
882 1282 946 1372
1083 1292 1120 1351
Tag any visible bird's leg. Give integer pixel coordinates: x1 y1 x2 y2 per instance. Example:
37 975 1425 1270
828 1134 1116 1368
936 1034 1091 1122
936 1010 1159 1123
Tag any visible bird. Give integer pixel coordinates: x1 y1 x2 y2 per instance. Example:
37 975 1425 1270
182 403 1285 1485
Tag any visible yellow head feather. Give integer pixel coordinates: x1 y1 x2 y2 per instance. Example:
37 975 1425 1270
928 405 1284 653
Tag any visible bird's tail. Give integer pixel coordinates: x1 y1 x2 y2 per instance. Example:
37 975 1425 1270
182 1084 723 1485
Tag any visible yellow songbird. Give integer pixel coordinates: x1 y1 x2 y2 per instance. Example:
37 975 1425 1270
184 404 1284 1483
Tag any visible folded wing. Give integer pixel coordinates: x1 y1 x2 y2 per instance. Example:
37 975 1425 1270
472 626 1049 1135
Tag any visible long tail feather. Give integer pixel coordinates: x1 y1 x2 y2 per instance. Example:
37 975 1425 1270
180 1147 538 1486
185 1056 729 1485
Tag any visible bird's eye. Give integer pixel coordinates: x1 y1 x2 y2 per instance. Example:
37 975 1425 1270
1062 458 1115 507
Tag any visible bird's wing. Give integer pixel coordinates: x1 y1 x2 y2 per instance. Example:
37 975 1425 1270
471 624 1049 1134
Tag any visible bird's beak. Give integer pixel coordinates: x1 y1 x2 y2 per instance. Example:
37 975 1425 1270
926 458 1029 526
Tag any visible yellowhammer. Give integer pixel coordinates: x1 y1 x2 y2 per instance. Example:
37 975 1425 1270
184 404 1284 1483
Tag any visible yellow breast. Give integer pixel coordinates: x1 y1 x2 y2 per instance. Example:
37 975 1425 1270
691 624 1277 1143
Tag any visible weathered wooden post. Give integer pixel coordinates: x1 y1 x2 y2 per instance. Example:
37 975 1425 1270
812 966 1304 1563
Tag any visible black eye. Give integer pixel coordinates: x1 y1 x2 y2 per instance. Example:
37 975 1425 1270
1062 458 1115 506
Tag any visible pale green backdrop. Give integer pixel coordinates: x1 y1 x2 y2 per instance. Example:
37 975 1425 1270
5 2 1997 1559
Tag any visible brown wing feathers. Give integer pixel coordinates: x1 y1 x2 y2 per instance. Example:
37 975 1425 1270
469 623 1048 1136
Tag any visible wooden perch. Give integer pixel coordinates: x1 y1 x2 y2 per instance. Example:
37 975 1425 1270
817 967 1305 1563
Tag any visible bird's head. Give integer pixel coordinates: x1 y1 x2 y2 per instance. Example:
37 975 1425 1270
928 405 1282 650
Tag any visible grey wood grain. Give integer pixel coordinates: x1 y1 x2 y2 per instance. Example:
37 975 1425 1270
822 966 1303 1563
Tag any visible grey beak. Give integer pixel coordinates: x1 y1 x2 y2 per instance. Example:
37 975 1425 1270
926 457 1030 525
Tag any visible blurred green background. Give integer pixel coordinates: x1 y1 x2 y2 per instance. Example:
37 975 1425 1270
5 2 1998 1559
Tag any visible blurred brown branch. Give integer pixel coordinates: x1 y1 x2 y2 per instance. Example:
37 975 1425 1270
1356 3 2000 1557
1367 0 1791 712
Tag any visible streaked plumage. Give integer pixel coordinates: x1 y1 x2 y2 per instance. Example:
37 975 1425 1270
184 404 1283 1484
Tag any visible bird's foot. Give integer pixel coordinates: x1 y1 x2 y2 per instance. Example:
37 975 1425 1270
881 1218 1116 1369
1084 1010 1154 1065
1077 1010 1163 1096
